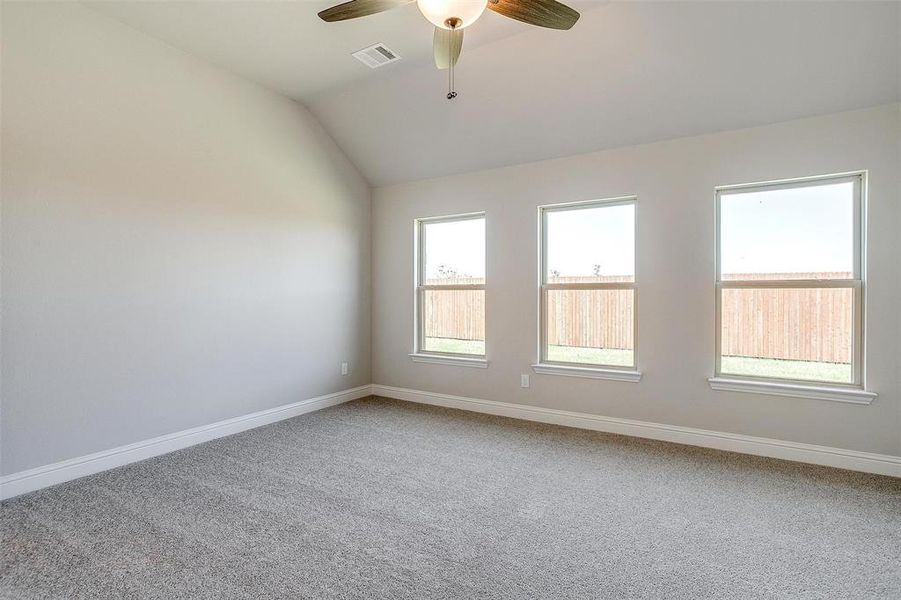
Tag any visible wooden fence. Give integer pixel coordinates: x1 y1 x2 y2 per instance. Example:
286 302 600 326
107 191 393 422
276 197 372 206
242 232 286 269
545 276 633 350
721 288 852 363
424 273 853 363
423 287 485 343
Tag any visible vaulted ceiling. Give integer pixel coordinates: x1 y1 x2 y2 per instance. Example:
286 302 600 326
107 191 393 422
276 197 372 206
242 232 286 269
87 1 900 186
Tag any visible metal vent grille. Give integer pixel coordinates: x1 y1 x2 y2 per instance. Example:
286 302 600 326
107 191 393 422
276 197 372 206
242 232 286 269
352 43 401 68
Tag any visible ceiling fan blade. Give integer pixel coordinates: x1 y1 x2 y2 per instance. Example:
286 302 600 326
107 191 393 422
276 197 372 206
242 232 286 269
434 26 464 70
318 0 413 22
487 0 579 30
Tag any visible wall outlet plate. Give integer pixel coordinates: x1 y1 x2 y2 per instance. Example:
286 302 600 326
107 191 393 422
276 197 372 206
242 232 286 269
521 374 529 388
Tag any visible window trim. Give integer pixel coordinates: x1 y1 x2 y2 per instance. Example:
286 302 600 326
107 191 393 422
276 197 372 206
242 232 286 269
531 362 642 382
413 211 487 362
535 196 639 374
707 377 875 405
712 171 867 391
409 353 489 368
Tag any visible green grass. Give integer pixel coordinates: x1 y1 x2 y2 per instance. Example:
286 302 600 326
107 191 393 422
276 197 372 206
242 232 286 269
424 338 633 367
721 355 852 383
425 339 852 383
546 345 633 367
424 338 485 355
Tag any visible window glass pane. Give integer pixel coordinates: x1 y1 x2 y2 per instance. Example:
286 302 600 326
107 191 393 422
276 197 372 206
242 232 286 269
423 218 485 285
719 287 853 383
423 289 485 355
546 203 634 283
545 289 634 367
720 182 854 280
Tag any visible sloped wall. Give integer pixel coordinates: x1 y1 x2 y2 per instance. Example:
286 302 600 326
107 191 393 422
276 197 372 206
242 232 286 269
1 2 371 474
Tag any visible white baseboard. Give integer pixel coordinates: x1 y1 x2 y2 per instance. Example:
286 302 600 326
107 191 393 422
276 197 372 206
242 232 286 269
372 384 901 478
1 385 373 500
5 382 896 501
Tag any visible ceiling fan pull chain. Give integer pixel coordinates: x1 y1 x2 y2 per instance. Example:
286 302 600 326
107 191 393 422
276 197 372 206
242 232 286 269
447 62 456 100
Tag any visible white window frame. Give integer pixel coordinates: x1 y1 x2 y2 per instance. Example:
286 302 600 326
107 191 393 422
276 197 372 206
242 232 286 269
710 171 875 403
533 196 641 382
410 212 488 368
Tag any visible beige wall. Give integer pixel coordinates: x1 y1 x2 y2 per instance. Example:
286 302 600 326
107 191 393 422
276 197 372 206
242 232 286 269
1 2 371 474
373 104 901 456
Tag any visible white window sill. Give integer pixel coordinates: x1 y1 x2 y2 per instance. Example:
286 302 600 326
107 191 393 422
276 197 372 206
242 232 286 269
409 353 489 368
707 377 876 405
531 363 642 383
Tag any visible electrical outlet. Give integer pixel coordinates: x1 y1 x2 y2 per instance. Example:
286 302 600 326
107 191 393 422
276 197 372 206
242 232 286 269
341 362 349 376
520 374 529 388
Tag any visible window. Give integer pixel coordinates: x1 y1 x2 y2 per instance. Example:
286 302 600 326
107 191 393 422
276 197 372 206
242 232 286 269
537 197 637 376
414 213 486 362
715 173 864 388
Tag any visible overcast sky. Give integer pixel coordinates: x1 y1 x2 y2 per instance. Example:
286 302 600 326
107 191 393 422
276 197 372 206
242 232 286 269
720 181 853 276
422 181 853 281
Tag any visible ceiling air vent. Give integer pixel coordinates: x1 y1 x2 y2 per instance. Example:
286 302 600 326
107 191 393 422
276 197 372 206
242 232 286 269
352 43 401 68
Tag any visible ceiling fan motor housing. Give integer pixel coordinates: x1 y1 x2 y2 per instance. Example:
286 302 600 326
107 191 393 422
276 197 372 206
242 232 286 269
418 0 488 29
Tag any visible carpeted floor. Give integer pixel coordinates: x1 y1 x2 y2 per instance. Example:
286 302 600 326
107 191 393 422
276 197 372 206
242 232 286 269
2 397 900 599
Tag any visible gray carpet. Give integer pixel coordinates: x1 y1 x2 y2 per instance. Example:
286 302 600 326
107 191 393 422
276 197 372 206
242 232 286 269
2 397 900 599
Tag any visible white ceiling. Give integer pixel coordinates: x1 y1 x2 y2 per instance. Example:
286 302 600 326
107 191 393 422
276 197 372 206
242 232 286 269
85 0 544 99
87 1 900 186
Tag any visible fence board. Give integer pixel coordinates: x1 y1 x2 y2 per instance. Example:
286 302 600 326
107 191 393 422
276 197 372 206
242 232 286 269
424 273 852 363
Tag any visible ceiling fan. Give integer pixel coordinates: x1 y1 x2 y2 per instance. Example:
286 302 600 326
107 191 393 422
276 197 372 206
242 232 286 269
318 0 579 99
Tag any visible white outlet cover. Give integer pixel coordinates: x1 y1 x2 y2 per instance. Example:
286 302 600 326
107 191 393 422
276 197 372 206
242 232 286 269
521 374 529 388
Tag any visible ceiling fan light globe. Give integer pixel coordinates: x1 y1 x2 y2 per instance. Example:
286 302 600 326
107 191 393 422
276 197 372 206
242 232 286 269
417 0 488 29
